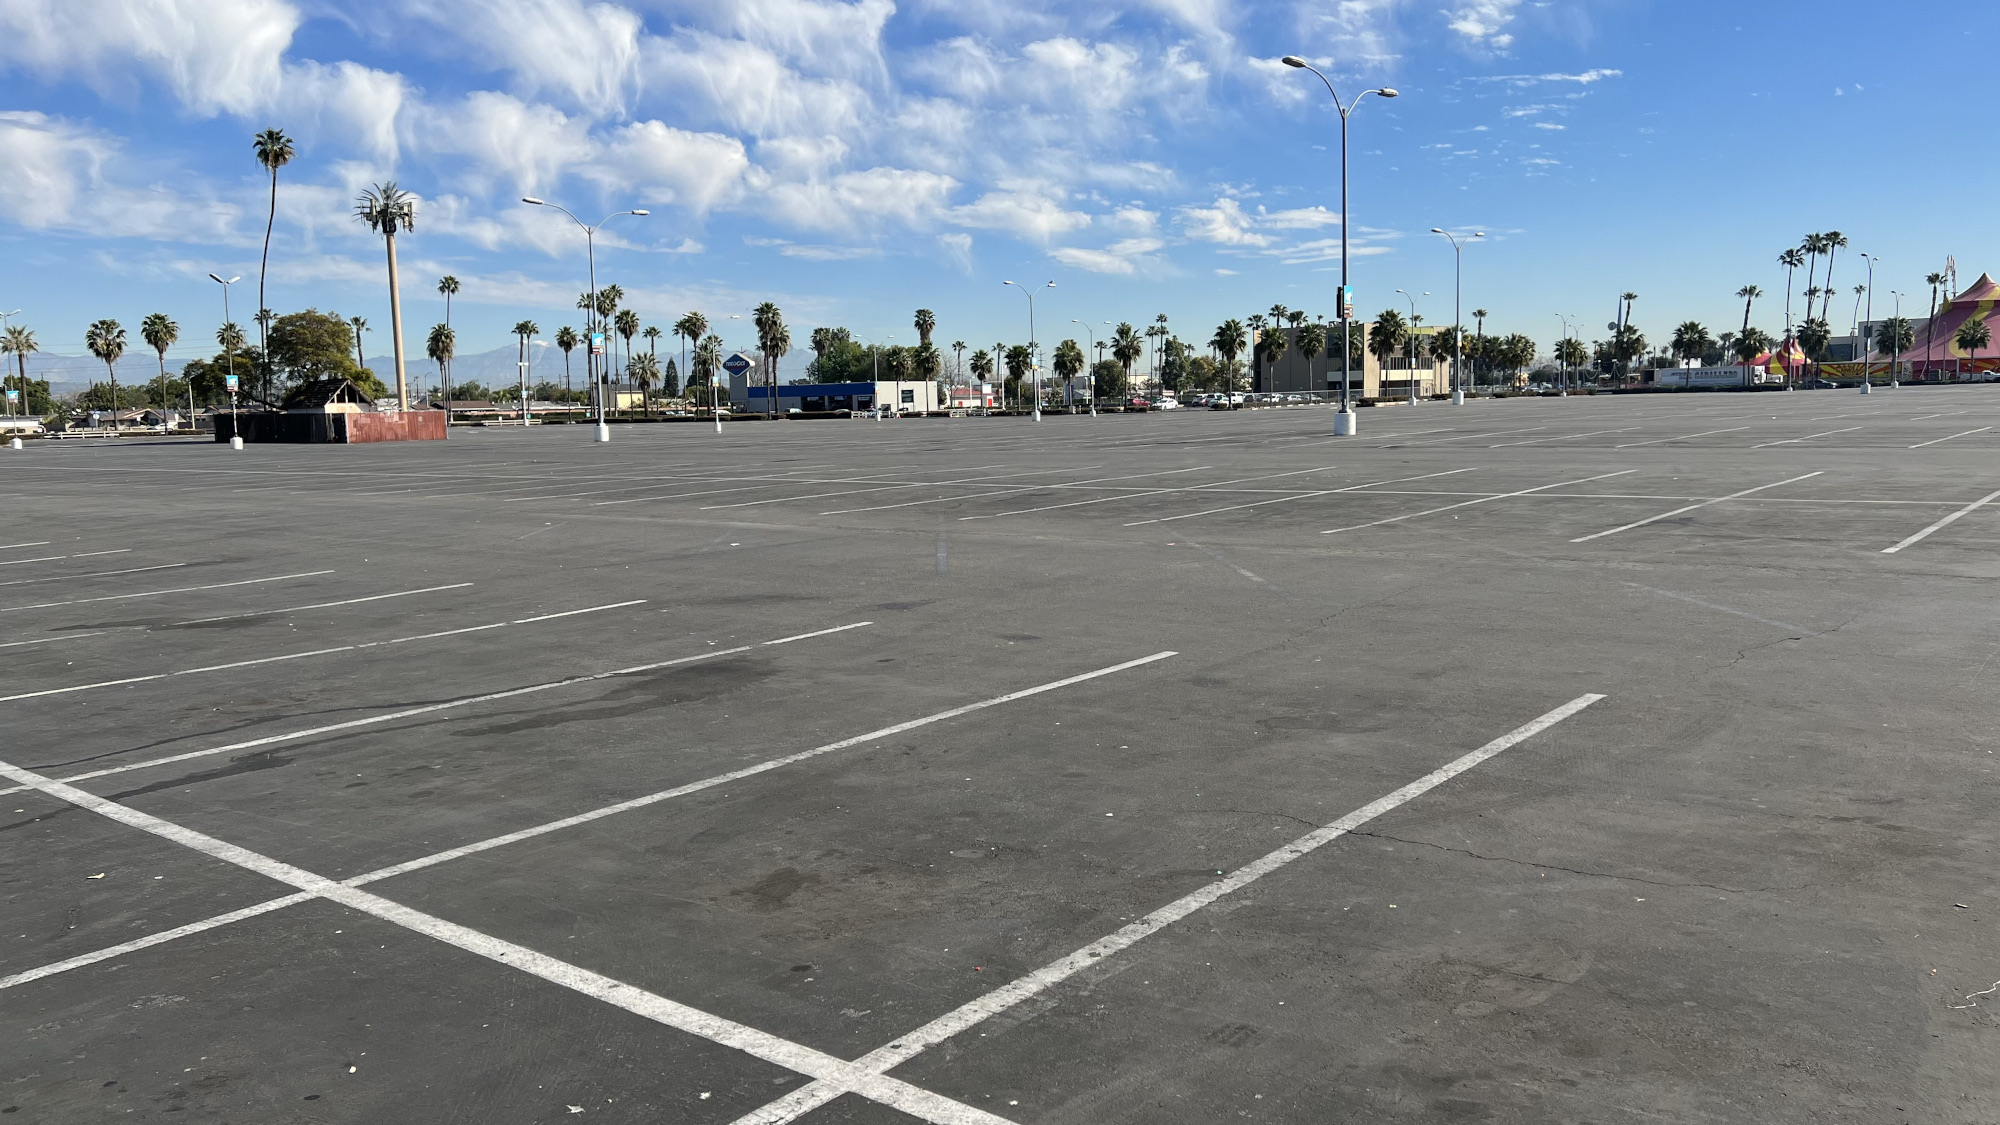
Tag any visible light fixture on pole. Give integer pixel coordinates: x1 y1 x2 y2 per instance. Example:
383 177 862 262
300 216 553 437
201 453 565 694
1004 280 1055 421
1283 56 1396 436
1071 318 1098 416
520 197 648 441
1859 254 1878 394
1394 289 1428 405
1429 228 1483 404
1555 314 1579 395
207 274 244 449
1889 290 1904 388
0 309 19 429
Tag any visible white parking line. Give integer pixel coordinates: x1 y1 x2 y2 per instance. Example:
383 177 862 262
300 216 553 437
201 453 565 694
1881 489 2000 554
959 467 1324 521
1752 427 1859 448
1488 428 1634 448
1125 468 1479 527
1391 425 1546 446
0 600 647 704
0 631 111 650
0 562 187 588
1613 426 1749 448
700 467 1056 511
1569 472 1823 543
1908 427 1991 449
731 693 1608 1125
0 621 877 795
0 549 130 567
1 570 331 613
1323 471 1635 535
1625 583 1812 635
0 758 1015 1125
171 582 474 625
830 466 1211 518
0 542 52 551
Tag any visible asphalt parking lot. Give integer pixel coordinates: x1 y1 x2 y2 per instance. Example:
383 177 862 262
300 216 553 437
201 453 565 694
4 386 1998 1124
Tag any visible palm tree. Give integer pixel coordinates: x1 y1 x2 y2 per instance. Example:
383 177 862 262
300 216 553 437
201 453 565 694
1671 321 1712 366
252 128 294 395
1367 308 1408 375
426 323 455 405
952 340 966 382
4 325 37 417
1876 317 1914 380
348 315 369 373
614 308 641 387
141 313 180 422
1110 322 1143 400
643 324 662 364
1817 232 1847 321
913 308 936 347
693 333 723 391
435 275 460 402
1923 272 1948 375
1295 320 1327 394
1778 247 1805 338
1254 319 1289 390
1955 317 1991 381
1053 338 1084 407
554 326 579 399
1799 233 1827 319
1209 319 1246 399
355 182 416 409
628 352 660 416
1735 285 1762 335
752 302 786 415
1471 308 1489 385
513 319 539 411
969 349 993 387
674 312 708 392
1733 327 1774 364
85 319 127 428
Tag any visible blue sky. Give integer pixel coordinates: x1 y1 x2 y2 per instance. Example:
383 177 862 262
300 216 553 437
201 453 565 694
3 0 1996 377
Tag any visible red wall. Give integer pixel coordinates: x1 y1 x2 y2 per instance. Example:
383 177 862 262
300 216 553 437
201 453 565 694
345 411 447 443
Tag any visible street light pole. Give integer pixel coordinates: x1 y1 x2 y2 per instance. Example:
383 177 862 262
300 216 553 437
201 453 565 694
520 198 648 440
1429 229 1483 404
207 274 243 449
1284 56 1397 436
1394 289 1426 405
1072 319 1099 416
1860 255 1878 394
1004 280 1054 422
1889 290 1904 389
0 309 19 425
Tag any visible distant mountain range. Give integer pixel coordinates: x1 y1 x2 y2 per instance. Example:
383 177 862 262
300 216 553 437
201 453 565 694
13 344 645 393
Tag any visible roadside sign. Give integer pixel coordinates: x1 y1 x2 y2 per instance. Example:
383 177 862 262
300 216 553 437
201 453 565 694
4 389 16 402
225 374 239 392
722 352 753 377
590 333 606 356
1338 285 1354 320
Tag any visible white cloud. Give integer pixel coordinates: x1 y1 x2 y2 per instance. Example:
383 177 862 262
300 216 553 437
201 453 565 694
1178 198 1273 246
276 61 407 165
1446 0 1522 50
418 92 590 197
1111 206 1160 233
948 185 1092 243
414 0 643 117
590 121 753 214
1265 206 1341 230
1049 236 1165 277
937 232 973 274
0 0 298 116
1534 121 1565 130
0 111 242 242
766 166 959 234
745 236 879 260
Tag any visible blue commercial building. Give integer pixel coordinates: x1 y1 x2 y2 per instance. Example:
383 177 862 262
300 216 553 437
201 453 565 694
727 376 940 414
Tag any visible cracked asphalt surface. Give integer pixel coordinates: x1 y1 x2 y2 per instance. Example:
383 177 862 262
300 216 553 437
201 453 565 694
3 386 1999 1124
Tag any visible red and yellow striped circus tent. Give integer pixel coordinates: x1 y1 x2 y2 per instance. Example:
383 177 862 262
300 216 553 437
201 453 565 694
1894 273 2000 374
1747 337 1807 374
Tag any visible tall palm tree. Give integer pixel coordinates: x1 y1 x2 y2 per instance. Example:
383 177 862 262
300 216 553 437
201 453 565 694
643 324 662 364
694 334 723 389
952 340 966 382
426 323 455 404
1110 322 1143 399
513 319 539 410
913 308 936 347
4 325 37 417
1923 272 1947 374
674 312 708 390
614 308 640 386
1295 321 1327 393
1777 248 1806 341
141 313 179 421
355 182 416 409
85 319 127 428
435 275 460 402
348 315 369 373
752 302 788 415
554 326 578 399
1736 285 1762 335
1209 319 1246 399
969 349 993 386
1053 338 1084 407
252 128 294 397
1817 232 1847 321
1471 308 1489 385
1799 233 1827 319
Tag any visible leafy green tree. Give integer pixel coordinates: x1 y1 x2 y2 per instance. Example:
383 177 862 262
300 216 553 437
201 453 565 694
142 373 191 410
1182 354 1219 391
1091 357 1125 400
269 309 375 397
1159 336 1192 391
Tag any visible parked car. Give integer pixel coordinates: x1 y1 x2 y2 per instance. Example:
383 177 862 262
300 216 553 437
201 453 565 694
1155 397 1181 410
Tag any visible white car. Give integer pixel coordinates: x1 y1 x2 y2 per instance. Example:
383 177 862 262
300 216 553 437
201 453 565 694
1155 398 1182 410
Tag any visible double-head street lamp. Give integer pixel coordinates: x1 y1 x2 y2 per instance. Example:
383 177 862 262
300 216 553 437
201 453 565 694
520 197 648 441
1003 280 1054 421
1555 314 1579 394
1429 229 1483 403
1282 56 1396 436
1858 254 1879 394
1394 289 1428 404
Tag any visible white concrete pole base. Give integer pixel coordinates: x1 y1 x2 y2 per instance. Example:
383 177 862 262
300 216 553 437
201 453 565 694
595 422 612 441
1858 382 1871 394
9 437 21 450
1333 410 1358 436
1452 390 1466 405
229 435 244 450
